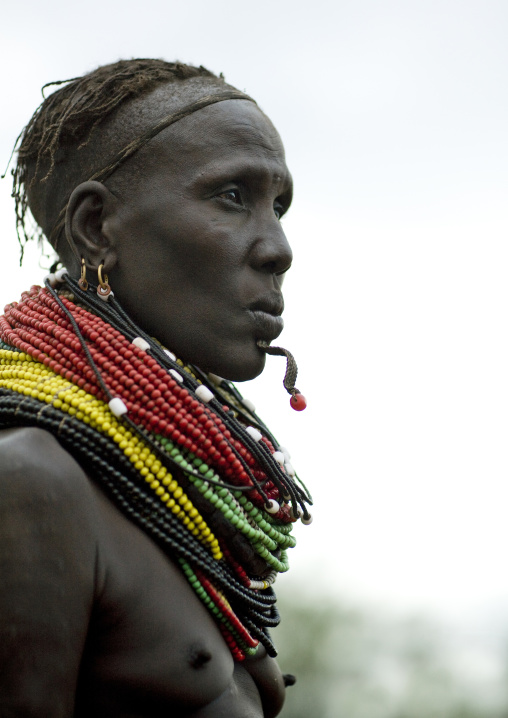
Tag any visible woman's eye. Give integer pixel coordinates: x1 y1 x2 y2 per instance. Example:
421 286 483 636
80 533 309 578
273 202 284 220
217 189 242 204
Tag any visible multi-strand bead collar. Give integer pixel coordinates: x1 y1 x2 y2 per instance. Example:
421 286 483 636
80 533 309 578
0 272 312 659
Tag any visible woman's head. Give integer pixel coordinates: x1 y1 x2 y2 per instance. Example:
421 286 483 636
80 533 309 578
14 59 234 253
13 59 293 380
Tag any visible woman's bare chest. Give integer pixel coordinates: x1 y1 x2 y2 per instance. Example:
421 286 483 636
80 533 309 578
76 483 236 715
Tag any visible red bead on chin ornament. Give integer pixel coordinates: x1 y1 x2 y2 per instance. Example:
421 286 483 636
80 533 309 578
290 391 307 412
257 341 307 412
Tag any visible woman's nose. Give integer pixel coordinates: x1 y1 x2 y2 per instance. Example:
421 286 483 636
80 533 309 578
250 217 293 276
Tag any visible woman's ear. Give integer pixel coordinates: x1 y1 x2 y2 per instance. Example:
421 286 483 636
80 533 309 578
65 181 118 274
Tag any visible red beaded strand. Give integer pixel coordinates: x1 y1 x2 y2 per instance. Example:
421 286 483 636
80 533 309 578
1 281 310 661
1 287 294 519
219 541 251 588
195 568 259 651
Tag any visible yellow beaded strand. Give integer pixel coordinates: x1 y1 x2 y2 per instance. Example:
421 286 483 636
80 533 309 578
0 349 222 559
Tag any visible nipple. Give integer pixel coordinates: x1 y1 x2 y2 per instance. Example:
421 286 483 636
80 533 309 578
189 645 212 669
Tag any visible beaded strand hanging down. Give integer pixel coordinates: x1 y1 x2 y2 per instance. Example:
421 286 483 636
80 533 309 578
0 271 312 660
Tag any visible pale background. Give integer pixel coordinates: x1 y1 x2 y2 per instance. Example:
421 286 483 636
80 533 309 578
1 0 507 692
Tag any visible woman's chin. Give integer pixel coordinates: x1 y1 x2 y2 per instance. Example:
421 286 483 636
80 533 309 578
199 347 267 383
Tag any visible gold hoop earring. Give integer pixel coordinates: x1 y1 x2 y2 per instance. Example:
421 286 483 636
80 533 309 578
97 263 112 300
78 258 88 291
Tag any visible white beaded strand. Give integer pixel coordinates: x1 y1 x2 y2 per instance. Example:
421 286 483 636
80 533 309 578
246 426 262 442
132 336 151 352
108 397 128 417
195 385 214 403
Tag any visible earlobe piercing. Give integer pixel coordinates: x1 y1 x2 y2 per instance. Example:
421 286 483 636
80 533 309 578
78 258 88 291
97 262 112 300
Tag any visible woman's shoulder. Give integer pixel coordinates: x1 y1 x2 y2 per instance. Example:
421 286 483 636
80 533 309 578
0 425 100 561
0 426 100 715
0 425 92 495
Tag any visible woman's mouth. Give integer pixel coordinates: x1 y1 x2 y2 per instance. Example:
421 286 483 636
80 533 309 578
248 309 284 341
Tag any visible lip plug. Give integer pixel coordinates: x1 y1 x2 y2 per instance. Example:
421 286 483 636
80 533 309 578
256 341 306 411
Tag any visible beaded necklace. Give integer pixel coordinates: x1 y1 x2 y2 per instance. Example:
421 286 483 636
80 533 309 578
0 273 312 660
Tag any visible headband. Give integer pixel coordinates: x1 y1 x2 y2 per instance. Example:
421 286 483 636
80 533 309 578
52 89 256 251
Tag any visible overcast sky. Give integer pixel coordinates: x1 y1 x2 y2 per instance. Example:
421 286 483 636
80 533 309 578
1 0 508 629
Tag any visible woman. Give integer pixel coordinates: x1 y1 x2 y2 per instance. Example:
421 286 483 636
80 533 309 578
0 59 311 717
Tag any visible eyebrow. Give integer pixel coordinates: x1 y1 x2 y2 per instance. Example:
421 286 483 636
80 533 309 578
194 157 293 195
49 90 256 253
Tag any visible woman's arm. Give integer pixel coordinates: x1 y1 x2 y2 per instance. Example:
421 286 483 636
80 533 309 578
0 427 97 716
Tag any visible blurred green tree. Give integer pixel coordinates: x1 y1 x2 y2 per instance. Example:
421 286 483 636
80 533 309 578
273 585 505 718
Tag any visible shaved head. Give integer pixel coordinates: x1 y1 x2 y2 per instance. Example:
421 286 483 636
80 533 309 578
13 59 246 259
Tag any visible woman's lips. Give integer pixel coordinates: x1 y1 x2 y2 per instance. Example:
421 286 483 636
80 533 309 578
248 309 284 341
249 294 285 317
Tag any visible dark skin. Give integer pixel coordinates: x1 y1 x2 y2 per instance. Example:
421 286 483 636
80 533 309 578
0 98 294 716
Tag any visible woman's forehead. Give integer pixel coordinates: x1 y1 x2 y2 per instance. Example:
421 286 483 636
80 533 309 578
107 78 252 149
114 100 292 205
105 92 289 201
151 100 286 167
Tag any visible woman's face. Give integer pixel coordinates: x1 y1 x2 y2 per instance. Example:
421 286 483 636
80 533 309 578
102 99 293 381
